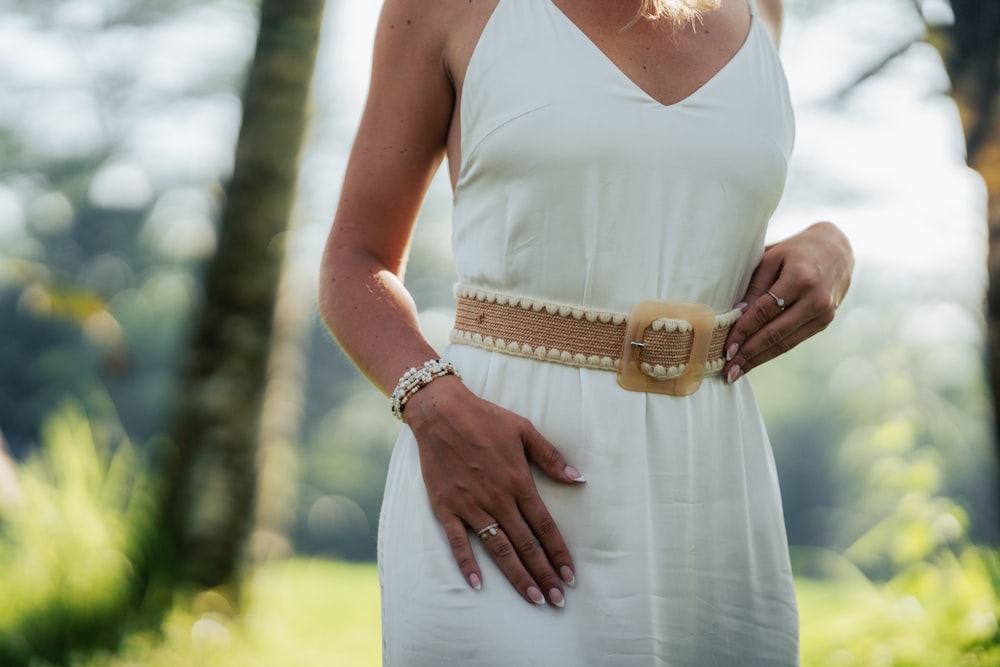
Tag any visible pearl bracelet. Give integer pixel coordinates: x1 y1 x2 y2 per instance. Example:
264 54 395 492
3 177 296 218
390 359 461 421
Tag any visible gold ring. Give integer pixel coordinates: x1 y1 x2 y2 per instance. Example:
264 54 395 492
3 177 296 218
766 290 786 311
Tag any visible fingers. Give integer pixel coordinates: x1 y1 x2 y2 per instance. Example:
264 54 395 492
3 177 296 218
730 302 824 376
477 467 576 607
724 278 836 380
443 506 572 608
516 494 575 592
515 424 580 603
739 244 782 305
522 422 588 484
483 511 567 608
442 515 484 591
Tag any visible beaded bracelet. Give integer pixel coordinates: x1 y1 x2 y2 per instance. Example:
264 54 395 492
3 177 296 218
390 359 461 421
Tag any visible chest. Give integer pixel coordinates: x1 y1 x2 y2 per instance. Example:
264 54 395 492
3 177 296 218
548 0 752 106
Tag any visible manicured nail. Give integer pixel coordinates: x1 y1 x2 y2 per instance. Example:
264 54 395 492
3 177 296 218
549 588 565 608
727 365 742 383
735 301 749 312
560 566 576 587
527 586 546 605
469 573 482 590
563 465 587 483
726 343 739 361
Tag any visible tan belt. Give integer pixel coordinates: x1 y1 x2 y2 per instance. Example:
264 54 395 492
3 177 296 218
449 285 742 396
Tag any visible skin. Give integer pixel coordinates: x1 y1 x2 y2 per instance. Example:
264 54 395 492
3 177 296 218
318 0 853 609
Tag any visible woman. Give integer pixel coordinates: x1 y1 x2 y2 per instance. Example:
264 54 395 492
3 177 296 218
319 0 853 663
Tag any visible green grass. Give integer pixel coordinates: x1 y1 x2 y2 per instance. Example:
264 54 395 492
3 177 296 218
65 555 995 667
93 559 382 667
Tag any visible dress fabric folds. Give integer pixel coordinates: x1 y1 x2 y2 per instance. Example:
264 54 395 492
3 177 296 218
378 0 800 664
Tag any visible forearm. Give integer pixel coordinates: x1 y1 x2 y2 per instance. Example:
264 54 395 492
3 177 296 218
318 246 442 396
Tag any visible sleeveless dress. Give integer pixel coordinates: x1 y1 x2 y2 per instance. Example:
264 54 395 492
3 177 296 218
378 0 798 664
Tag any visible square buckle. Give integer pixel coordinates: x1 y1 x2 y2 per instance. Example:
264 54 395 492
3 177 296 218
616 300 715 396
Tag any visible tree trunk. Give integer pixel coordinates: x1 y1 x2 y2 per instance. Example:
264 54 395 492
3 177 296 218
158 0 326 588
927 1 1000 450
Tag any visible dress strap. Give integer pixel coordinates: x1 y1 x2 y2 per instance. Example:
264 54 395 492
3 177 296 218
746 0 757 16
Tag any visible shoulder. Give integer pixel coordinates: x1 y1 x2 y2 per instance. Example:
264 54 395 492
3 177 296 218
374 0 495 61
373 0 452 55
374 0 498 85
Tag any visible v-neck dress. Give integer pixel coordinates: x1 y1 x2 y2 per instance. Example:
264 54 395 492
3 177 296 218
378 0 799 664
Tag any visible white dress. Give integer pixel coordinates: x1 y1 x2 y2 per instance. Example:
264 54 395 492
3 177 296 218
378 0 799 664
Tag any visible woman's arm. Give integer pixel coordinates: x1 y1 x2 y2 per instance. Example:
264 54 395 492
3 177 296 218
320 0 460 392
319 0 581 608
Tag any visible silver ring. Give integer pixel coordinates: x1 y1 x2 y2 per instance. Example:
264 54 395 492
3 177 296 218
766 290 786 311
477 522 500 541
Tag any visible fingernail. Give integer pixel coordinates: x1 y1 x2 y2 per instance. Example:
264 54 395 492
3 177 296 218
560 566 576 587
726 343 739 361
549 588 565 608
563 465 587 483
727 365 742 383
735 301 748 312
469 573 482 590
527 586 546 605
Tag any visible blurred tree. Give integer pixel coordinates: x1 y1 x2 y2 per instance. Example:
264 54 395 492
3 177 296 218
924 1 1000 449
828 3 998 456
0 0 251 454
158 0 326 588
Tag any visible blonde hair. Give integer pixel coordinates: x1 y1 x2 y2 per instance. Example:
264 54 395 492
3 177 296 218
638 0 723 26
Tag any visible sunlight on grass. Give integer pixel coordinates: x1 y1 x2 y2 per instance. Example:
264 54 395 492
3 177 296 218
797 549 1000 667
100 559 381 667
2 404 996 666
245 559 381 666
94 556 995 667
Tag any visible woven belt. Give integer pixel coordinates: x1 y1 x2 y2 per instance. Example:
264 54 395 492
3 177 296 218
449 285 742 396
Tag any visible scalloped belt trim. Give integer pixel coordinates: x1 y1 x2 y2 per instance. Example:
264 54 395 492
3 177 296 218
449 284 741 380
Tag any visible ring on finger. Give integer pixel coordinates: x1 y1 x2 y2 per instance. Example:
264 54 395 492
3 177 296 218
766 290 787 311
477 522 500 541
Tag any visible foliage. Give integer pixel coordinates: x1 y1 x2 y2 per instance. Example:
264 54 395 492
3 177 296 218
798 548 1000 666
0 405 996 665
0 403 151 665
756 285 1000 664
0 404 381 665
753 284 997 562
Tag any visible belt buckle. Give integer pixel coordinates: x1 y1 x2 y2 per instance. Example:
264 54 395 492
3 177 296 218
617 300 715 396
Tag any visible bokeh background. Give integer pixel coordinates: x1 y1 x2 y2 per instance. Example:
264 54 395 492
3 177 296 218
1 0 999 665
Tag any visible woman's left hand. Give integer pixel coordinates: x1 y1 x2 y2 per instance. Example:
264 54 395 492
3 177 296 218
723 221 854 382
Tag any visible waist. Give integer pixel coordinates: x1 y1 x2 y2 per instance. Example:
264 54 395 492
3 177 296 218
449 284 742 396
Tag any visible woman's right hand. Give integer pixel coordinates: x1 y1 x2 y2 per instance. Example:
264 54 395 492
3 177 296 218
402 375 586 608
